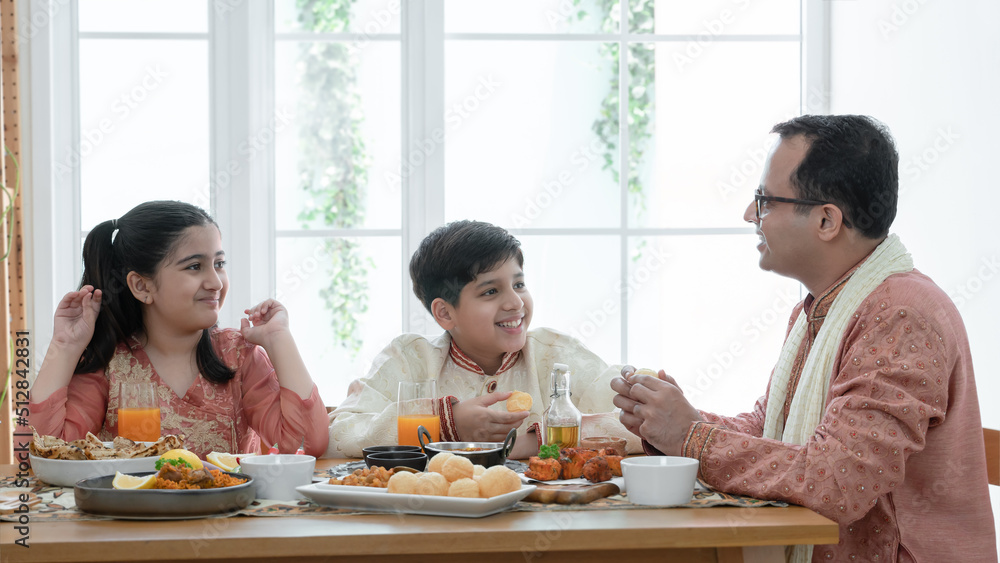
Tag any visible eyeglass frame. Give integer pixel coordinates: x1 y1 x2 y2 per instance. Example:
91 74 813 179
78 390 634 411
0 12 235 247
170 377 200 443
753 189 853 229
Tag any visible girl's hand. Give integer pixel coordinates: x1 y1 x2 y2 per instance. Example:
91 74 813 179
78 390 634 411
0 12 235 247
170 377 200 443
240 299 291 348
51 286 103 353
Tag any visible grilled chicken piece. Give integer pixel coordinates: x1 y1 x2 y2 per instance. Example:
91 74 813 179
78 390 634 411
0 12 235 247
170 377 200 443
157 463 185 482
525 457 562 481
187 468 216 488
583 456 613 483
604 455 623 477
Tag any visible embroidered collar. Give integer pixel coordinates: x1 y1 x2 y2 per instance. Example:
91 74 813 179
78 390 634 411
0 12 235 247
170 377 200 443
448 340 521 377
802 249 877 323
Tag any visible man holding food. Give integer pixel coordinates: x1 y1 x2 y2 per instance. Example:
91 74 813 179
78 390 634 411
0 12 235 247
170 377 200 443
611 115 996 562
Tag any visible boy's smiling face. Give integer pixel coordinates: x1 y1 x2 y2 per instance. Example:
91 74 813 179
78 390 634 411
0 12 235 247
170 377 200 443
432 257 533 374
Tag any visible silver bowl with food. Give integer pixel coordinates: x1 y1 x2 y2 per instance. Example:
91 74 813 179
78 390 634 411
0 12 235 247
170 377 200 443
417 426 516 468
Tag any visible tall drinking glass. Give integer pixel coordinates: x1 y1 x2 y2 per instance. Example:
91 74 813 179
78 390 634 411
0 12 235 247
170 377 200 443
118 381 161 442
397 381 439 447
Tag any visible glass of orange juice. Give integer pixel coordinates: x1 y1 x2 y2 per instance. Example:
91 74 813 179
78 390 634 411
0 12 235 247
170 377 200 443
118 381 161 442
397 381 439 447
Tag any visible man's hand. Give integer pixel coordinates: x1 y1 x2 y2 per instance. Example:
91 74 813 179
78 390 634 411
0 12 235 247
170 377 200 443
611 369 703 455
452 392 529 443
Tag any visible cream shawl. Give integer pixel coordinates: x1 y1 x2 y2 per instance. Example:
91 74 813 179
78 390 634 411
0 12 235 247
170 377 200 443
761 234 913 563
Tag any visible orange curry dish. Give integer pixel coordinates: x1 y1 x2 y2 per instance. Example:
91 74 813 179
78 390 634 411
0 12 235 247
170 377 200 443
154 462 247 490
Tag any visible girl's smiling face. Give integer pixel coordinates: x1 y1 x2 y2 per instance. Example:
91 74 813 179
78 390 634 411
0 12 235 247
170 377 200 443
432 257 533 374
143 225 229 335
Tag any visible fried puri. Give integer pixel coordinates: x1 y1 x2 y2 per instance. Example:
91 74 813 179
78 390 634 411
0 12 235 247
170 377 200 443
447 478 481 498
427 452 454 474
478 465 521 498
415 471 450 496
506 390 533 412
386 471 419 495
441 455 474 482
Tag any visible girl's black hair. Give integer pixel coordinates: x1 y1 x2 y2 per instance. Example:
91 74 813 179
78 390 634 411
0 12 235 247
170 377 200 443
76 200 236 383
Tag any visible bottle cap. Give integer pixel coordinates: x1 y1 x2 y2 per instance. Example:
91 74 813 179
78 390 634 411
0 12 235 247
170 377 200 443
552 363 569 372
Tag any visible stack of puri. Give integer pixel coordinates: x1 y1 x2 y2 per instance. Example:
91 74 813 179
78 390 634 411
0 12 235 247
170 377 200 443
525 448 624 483
384 452 521 499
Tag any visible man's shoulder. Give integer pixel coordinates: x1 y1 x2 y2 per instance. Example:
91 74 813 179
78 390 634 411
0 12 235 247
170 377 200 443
869 269 963 327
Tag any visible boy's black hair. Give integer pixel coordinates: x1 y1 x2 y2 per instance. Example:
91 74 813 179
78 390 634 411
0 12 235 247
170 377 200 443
410 220 523 313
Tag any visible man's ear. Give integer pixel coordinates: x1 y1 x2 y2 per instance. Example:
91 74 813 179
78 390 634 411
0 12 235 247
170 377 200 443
431 297 456 330
817 204 846 242
126 271 154 304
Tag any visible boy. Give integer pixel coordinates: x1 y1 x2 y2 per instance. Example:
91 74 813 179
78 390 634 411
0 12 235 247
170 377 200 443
325 220 638 458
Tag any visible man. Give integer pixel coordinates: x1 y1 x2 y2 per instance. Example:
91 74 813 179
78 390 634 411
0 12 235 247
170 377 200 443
612 115 996 562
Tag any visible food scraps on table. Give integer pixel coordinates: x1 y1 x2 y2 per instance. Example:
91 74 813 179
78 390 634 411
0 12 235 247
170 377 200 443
28 428 184 460
525 447 624 483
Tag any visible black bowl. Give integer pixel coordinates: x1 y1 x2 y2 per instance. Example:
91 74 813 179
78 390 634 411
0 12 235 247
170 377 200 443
362 445 422 468
418 426 517 468
365 451 428 472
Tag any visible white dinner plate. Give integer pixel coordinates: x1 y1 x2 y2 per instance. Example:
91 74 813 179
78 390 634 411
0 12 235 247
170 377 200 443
295 482 536 518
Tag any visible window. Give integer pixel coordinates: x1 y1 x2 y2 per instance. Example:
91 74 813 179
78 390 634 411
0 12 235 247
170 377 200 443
37 0 820 415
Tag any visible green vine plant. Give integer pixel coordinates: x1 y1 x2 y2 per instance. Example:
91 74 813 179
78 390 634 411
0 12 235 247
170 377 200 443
294 0 372 354
0 145 21 410
577 0 655 260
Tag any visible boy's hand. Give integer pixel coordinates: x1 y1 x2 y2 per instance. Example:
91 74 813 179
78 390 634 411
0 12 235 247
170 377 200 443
452 392 530 443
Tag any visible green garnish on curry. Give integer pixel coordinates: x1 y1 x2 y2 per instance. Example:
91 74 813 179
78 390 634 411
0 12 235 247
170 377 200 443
155 457 193 470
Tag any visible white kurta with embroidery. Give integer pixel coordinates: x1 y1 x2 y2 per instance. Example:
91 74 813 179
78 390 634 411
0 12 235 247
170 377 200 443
324 328 641 458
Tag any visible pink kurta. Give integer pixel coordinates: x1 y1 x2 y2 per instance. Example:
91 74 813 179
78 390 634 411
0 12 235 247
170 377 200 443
675 269 996 562
28 328 329 458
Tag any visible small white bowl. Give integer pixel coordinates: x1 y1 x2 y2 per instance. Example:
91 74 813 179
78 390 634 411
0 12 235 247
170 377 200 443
239 454 316 500
621 456 699 506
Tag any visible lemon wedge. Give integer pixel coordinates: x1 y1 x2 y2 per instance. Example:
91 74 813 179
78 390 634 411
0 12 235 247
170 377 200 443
158 449 203 470
112 472 157 490
206 451 244 472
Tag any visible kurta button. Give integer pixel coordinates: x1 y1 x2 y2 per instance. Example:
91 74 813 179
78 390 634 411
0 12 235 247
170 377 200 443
486 380 497 393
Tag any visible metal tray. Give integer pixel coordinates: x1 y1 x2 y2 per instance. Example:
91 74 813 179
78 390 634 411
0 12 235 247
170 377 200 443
74 471 255 519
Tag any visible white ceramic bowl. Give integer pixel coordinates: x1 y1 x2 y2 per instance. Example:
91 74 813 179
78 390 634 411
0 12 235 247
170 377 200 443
29 452 158 487
239 454 316 500
621 456 699 506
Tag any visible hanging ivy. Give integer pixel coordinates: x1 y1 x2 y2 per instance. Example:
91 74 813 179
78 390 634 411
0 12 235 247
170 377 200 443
579 0 656 256
294 0 372 353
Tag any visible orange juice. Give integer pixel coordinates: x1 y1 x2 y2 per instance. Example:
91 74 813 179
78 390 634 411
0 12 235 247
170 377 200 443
118 407 161 442
397 414 439 447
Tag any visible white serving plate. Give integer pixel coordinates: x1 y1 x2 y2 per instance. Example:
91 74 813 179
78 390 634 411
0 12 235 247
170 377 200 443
295 482 536 518
30 443 158 487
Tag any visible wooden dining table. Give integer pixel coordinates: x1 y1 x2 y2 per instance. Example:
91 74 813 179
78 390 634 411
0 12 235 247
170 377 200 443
0 459 838 563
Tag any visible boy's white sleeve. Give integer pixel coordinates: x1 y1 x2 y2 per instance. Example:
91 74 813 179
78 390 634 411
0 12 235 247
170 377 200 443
324 335 426 458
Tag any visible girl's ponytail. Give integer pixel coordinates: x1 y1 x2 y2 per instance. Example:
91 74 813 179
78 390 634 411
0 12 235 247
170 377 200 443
77 219 137 374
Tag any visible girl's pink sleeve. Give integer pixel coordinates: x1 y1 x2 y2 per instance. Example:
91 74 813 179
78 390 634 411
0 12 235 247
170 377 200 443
27 371 109 440
237 345 330 457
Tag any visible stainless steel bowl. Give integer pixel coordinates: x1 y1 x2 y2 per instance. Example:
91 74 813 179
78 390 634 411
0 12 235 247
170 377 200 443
418 427 516 468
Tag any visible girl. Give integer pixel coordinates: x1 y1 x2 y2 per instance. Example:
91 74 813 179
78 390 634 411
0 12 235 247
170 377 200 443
28 201 329 458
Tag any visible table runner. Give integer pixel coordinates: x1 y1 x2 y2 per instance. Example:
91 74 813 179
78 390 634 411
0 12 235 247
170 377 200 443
0 466 784 522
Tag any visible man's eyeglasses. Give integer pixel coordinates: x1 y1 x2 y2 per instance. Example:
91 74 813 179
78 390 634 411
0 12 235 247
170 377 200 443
753 189 852 228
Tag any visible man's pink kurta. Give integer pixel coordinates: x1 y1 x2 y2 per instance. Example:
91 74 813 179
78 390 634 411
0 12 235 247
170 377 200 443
28 328 329 458
680 270 996 562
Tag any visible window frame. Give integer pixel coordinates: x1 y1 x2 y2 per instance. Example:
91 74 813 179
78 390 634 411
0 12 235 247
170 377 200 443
27 0 827 379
